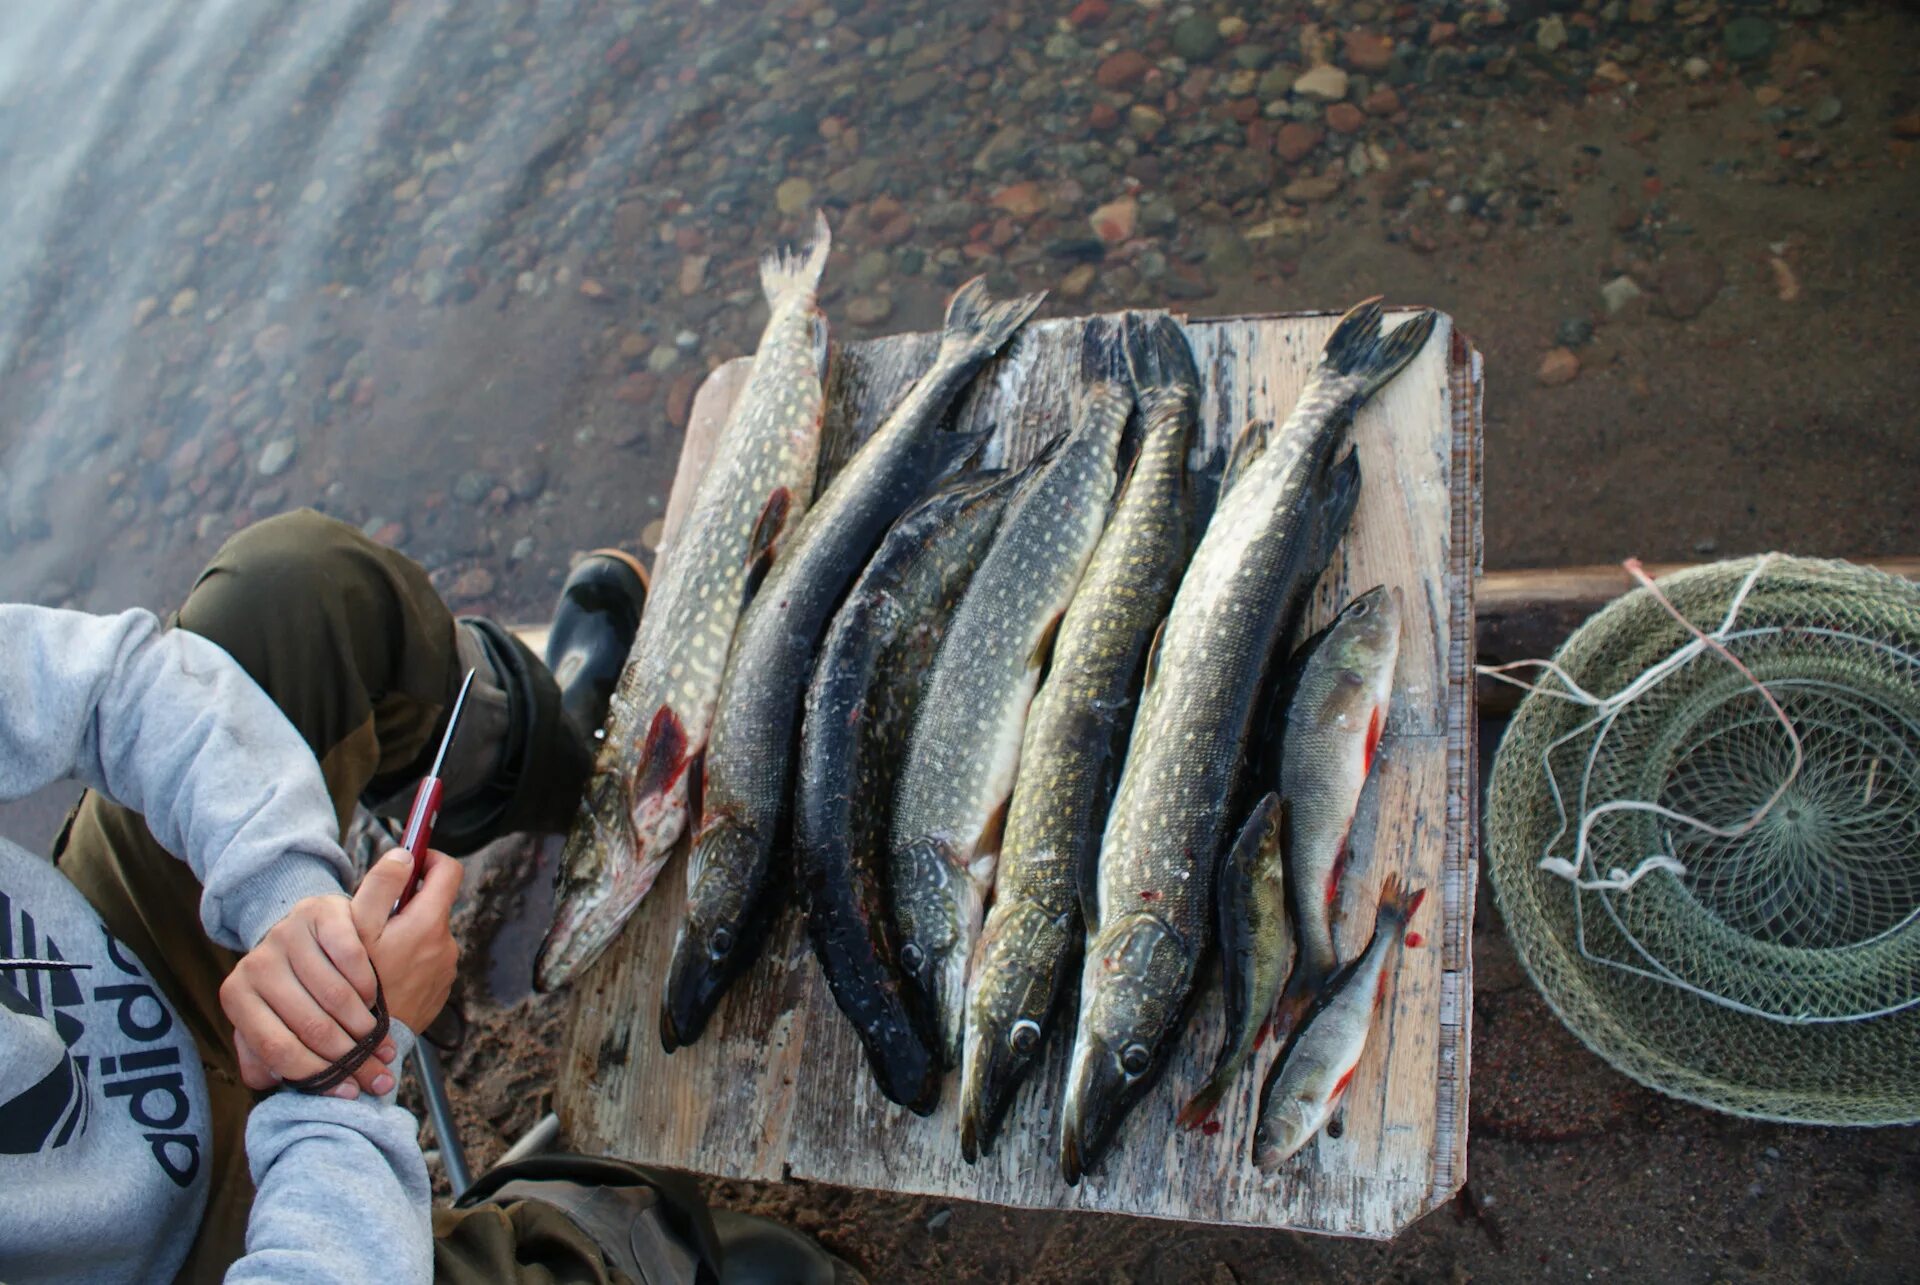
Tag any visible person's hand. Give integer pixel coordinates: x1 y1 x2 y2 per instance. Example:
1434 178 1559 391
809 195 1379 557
222 887 398 1099
222 848 461 1098
351 846 463 1035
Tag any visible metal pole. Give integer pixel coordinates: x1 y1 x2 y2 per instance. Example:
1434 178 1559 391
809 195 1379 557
413 1041 472 1198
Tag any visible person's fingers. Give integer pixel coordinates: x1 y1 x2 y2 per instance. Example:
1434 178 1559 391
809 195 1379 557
224 987 333 1084
395 847 463 925
288 933 377 1040
255 955 357 1063
233 1029 280 1092
376 1036 397 1065
312 904 379 1006
351 849 415 942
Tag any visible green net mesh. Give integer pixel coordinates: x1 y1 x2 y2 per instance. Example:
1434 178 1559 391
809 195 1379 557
1486 556 1920 1124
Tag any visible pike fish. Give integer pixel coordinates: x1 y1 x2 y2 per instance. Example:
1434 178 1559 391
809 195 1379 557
1268 584 1402 1041
536 213 832 992
1058 299 1436 1184
1253 873 1425 1172
1178 582 1401 1127
958 314 1197 1161
891 372 1134 1070
795 466 1031 1112
660 279 1045 1052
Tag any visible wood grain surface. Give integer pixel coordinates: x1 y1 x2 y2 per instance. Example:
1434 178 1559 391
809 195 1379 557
555 305 1482 1238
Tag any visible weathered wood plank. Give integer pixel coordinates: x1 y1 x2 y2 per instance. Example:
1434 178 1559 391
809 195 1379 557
555 306 1480 1238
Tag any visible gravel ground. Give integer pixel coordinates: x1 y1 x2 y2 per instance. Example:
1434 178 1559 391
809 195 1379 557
1 0 1916 1279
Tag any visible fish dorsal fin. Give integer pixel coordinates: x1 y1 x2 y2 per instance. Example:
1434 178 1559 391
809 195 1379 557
1141 618 1168 692
1219 418 1272 498
742 486 795 607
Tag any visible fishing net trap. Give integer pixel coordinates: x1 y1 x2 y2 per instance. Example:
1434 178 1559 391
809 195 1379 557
1485 555 1920 1124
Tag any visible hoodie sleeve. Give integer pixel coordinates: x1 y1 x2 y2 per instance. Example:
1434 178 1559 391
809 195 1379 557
0 603 349 949
225 1023 434 1284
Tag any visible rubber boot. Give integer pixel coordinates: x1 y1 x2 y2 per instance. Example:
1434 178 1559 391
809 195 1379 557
419 551 648 854
460 1155 866 1285
545 549 650 737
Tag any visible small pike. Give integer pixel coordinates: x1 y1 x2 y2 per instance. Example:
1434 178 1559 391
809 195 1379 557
959 313 1196 1161
892 366 1134 1070
794 467 1028 1112
1253 873 1424 1173
659 278 1045 1051
537 213 832 991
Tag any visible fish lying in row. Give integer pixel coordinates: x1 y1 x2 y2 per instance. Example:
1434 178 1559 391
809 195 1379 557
1254 873 1424 1172
663 278 1045 1050
1179 583 1403 1131
959 314 1199 1161
892 354 1134 1070
537 213 832 992
794 463 1037 1112
1060 299 1436 1184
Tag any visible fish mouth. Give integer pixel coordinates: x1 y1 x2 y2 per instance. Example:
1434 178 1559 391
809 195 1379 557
1058 1035 1136 1186
659 944 725 1054
957 1024 1024 1164
535 865 642 993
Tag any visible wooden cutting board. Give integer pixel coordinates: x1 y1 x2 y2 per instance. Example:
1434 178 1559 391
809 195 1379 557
554 305 1482 1239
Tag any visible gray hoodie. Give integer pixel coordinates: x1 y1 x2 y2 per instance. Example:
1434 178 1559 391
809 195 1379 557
0 604 433 1283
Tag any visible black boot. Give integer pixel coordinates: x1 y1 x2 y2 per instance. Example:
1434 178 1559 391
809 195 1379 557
413 551 648 854
545 549 650 737
461 1155 866 1285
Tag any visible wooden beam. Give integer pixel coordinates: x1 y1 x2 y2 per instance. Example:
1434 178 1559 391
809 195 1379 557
1474 557 1920 716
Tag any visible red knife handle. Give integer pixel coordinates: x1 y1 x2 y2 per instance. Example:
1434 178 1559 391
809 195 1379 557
396 777 444 909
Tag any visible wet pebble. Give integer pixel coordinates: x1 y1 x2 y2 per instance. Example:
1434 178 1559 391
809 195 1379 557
640 518 666 551
1537 348 1581 386
1090 196 1138 244
1812 97 1843 126
1275 122 1323 162
510 536 535 562
1095 50 1152 91
1654 251 1724 319
846 295 894 326
453 470 496 505
1342 31 1394 73
1059 262 1097 301
1171 16 1219 62
450 566 496 600
1326 102 1364 134
1724 17 1776 63
507 464 546 502
1556 317 1595 347
1293 65 1349 102
1600 275 1644 315
774 178 814 216
257 436 296 477
169 288 199 318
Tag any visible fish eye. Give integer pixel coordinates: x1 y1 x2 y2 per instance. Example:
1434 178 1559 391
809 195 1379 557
1119 1043 1150 1076
900 942 924 973
1009 1019 1041 1054
709 926 733 958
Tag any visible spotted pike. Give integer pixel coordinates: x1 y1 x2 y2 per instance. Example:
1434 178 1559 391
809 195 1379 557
1058 299 1436 1184
794 467 1030 1112
1268 584 1402 1041
536 213 832 992
892 373 1134 1070
659 279 1046 1051
958 314 1196 1161
1253 873 1424 1172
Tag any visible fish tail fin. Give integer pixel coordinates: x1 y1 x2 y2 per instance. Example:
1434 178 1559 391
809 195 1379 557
1176 1076 1229 1131
1123 311 1200 420
1078 314 1127 383
1376 871 1428 928
1319 297 1439 404
941 276 1046 364
759 209 832 306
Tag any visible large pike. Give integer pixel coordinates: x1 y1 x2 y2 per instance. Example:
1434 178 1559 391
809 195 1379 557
1253 873 1425 1172
536 214 832 991
891 369 1134 1069
1058 299 1436 1184
958 314 1197 1161
1177 583 1402 1128
795 466 1031 1112
659 279 1046 1051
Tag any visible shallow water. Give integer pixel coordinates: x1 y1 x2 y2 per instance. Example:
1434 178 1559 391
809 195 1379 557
4 0 1916 629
